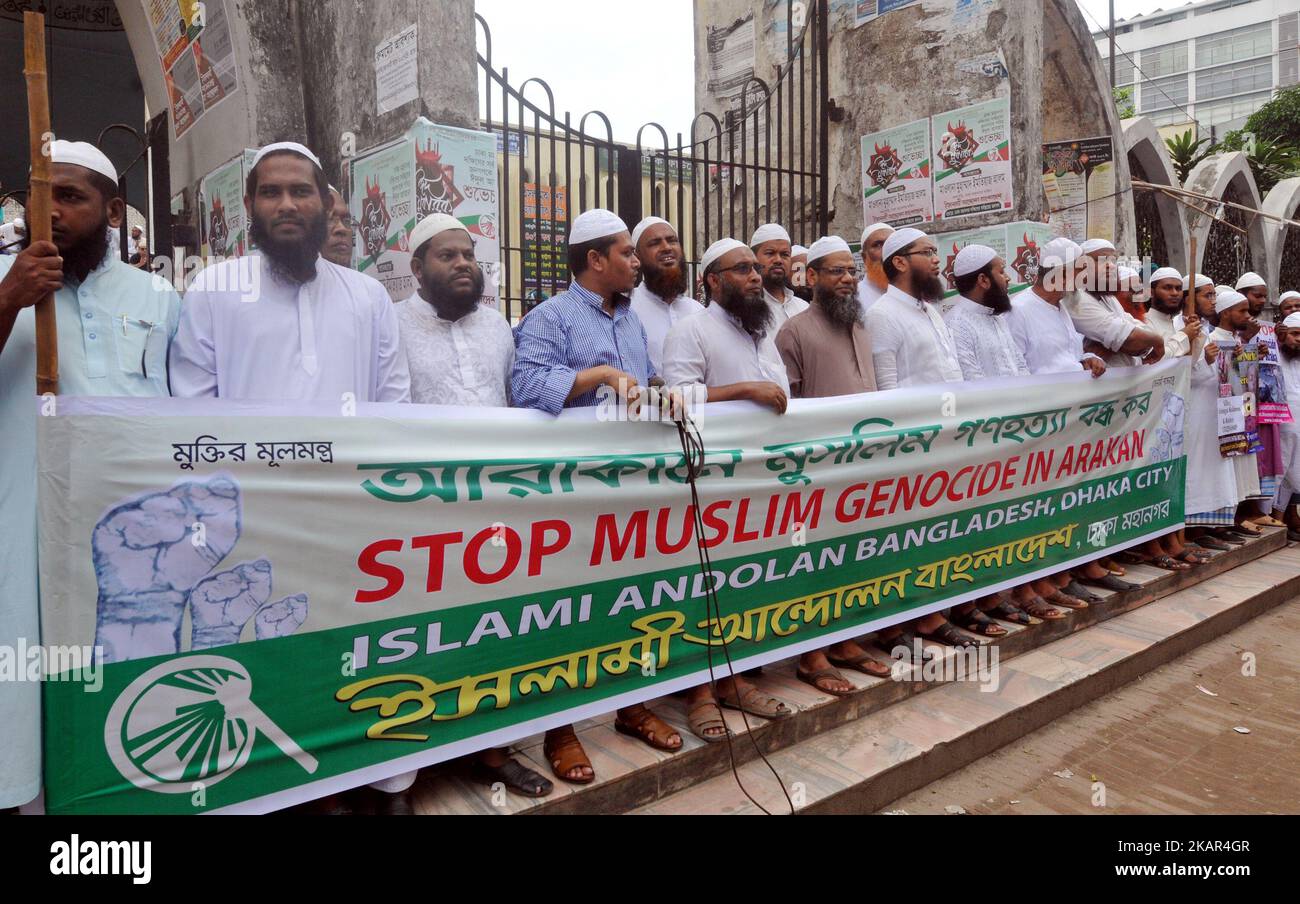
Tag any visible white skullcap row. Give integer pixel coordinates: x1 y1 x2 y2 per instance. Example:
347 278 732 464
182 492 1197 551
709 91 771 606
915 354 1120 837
570 208 628 244
1148 266 1182 285
952 244 997 277
1080 238 1116 255
409 213 468 252
701 237 747 272
1283 312 1300 328
791 245 809 259
1215 288 1248 315
252 141 322 171
1235 271 1266 291
1040 237 1082 271
50 140 117 183
881 227 928 263
1281 291 1300 305
806 235 852 264
1117 265 1142 288
861 222 894 245
631 215 673 248
749 223 791 247
1182 273 1213 291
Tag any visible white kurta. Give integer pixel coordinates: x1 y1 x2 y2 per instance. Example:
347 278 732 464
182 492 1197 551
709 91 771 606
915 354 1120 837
857 277 887 317
763 286 810 329
943 296 1030 379
1185 320 1240 515
864 285 963 389
1146 308 1194 359
629 283 704 372
396 300 515 406
1063 290 1144 367
662 301 790 395
1276 351 1300 508
1007 288 1101 376
1210 327 1262 501
170 254 411 402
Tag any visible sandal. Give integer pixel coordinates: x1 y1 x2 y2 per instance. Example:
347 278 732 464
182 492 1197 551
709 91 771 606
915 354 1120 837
1149 555 1191 572
716 683 793 718
1116 551 1149 566
470 756 554 798
986 599 1038 626
1044 590 1089 610
1017 594 1066 621
951 607 1008 637
1248 515 1285 527
614 705 682 752
686 699 729 743
1176 549 1211 565
1064 580 1102 603
1101 557 1127 575
796 665 855 697
827 650 893 678
543 726 594 785
872 628 918 657
1193 535 1230 551
918 620 981 648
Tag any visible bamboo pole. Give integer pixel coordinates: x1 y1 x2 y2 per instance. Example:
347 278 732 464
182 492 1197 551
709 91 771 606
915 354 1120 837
1185 235 1198 320
25 11 57 395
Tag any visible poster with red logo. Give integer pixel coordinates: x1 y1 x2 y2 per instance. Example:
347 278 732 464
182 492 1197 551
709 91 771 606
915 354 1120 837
931 97 1013 222
860 118 933 228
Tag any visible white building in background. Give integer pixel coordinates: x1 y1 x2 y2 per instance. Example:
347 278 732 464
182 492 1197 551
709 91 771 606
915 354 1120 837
1093 0 1299 138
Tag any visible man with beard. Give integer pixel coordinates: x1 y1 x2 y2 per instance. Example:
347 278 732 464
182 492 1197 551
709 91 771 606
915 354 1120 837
660 237 795 738
393 213 554 802
511 208 683 781
1233 272 1288 531
0 141 180 813
171 143 409 402
628 216 702 371
1063 240 1164 368
321 185 355 269
750 223 809 328
856 222 894 316
1272 312 1300 538
774 235 892 695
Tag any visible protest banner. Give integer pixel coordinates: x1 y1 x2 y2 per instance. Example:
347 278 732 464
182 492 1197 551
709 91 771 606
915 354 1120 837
38 360 1189 813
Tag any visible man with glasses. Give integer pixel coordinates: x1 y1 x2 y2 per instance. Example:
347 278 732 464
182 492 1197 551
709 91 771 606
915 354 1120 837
775 236 892 694
750 223 809 328
321 185 355 268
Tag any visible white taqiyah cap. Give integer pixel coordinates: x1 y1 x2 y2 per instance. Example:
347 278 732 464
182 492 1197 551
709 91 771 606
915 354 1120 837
1118 265 1141 287
1148 266 1182 285
952 244 997 277
1080 238 1116 255
861 222 894 245
749 223 791 247
1182 273 1213 291
1235 271 1266 291
1215 289 1248 315
409 213 468 252
806 235 852 264
791 245 809 259
631 215 673 248
1280 291 1300 305
50 140 117 183
569 208 628 245
1282 312 1300 329
1040 237 1083 271
251 141 322 171
881 227 928 263
701 237 747 272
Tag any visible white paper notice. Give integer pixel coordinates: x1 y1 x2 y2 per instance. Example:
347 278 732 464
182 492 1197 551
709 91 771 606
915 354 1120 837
1217 395 1246 436
375 23 419 115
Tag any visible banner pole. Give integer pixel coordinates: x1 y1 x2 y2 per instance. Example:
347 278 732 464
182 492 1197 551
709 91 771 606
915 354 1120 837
25 10 58 395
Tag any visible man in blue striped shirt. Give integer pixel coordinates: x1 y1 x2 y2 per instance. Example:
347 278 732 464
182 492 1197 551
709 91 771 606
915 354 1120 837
511 209 683 784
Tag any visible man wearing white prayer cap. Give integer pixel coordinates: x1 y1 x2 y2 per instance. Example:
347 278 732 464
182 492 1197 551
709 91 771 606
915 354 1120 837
1183 273 1217 324
1145 267 1204 360
1209 289 1271 531
773 235 891 691
0 139 182 812
789 244 812 299
1279 290 1300 321
628 215 702 371
1272 312 1300 537
171 140 410 406
857 222 894 315
1236 271 1270 319
512 209 683 772
662 236 795 735
1231 271 1287 529
749 222 809 327
1007 238 1104 379
1064 239 1164 367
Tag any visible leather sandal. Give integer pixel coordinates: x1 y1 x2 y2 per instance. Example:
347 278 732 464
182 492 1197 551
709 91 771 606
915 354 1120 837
543 726 594 785
986 599 1038 626
797 665 855 697
952 607 1008 637
716 684 793 718
1017 594 1066 620
686 699 728 743
1044 590 1088 610
470 757 554 798
827 650 893 677
614 705 682 752
1064 580 1102 603
918 620 981 648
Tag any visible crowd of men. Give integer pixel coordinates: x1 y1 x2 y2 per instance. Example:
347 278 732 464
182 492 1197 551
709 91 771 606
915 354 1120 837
2 139 1298 815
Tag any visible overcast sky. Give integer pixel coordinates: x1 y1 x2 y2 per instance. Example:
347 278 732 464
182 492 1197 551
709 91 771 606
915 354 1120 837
473 0 1191 141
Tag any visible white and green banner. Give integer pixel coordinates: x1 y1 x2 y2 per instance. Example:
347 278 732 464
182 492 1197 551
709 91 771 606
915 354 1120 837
38 360 1190 813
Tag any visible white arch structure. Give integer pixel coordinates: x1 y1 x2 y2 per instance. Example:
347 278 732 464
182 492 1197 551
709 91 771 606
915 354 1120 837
1121 116 1188 270
1184 152 1268 281
1262 178 1300 293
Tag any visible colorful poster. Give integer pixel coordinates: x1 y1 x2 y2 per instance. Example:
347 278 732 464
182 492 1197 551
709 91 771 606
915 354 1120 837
374 23 419 115
350 138 417 302
1004 221 1061 294
1042 137 1116 244
931 98 1013 222
523 184 569 314
935 226 1009 301
38 361 1190 814
146 0 240 139
198 154 247 259
861 118 933 228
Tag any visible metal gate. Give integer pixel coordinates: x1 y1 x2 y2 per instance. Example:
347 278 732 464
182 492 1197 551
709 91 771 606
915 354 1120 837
476 2 829 319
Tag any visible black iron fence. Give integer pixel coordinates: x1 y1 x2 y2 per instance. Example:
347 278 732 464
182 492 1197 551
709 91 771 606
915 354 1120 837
476 2 828 319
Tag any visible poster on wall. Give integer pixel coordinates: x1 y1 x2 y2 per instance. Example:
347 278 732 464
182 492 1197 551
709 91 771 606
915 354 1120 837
1042 136 1116 244
931 97 1013 222
198 154 247 260
935 225 1008 302
523 184 569 313
350 138 417 302
860 118 933 228
144 0 240 139
1004 220 1061 294
706 13 755 99
374 23 419 115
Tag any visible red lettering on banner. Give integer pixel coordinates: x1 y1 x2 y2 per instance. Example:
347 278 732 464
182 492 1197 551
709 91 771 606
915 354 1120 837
528 520 571 577
779 489 824 533
412 532 464 592
655 506 695 554
465 526 521 585
355 538 406 604
702 500 733 547
590 510 649 564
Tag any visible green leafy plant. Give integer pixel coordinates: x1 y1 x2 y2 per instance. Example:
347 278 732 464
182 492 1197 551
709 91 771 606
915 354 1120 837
1217 130 1300 194
1165 129 1215 183
1242 85 1300 148
1113 86 1135 120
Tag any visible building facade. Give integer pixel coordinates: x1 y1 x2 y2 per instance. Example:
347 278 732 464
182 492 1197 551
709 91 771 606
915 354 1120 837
1094 0 1299 137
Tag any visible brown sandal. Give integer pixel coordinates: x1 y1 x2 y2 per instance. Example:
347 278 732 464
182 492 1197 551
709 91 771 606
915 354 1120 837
686 699 728 743
543 726 594 785
1017 594 1066 620
827 651 893 677
614 705 682 752
717 684 794 718
796 665 855 697
1045 590 1089 610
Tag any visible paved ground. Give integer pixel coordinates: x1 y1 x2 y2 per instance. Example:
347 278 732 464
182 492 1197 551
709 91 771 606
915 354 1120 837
879 597 1300 815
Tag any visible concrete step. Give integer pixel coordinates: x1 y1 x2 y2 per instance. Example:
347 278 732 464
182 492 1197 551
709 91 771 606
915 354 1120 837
631 538 1300 815
409 528 1288 815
